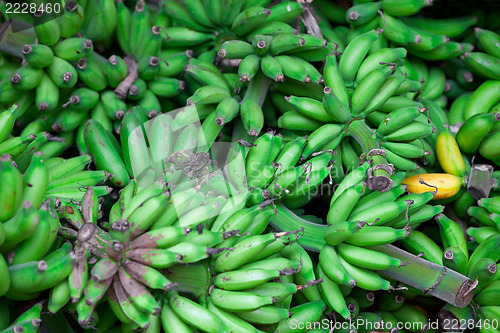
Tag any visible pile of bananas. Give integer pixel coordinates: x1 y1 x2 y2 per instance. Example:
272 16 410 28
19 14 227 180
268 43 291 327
1 0 500 332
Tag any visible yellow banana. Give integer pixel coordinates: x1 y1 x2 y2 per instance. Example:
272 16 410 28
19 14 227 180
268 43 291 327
436 128 466 177
402 173 465 200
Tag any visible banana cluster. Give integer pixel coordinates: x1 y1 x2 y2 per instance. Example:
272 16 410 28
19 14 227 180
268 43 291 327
52 180 314 332
0 151 111 300
241 129 335 209
269 29 453 193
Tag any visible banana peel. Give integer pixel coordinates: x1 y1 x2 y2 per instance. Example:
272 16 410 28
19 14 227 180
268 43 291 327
402 173 465 200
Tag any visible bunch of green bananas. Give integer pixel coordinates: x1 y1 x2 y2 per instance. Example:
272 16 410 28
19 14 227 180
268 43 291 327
44 178 316 332
271 42 442 191
0 150 110 300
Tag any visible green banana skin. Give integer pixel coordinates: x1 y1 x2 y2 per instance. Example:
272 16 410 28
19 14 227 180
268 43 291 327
0 154 23 222
382 121 435 142
210 288 275 312
76 57 108 92
243 282 299 302
125 248 179 268
58 1 85 38
34 13 61 46
356 47 407 83
383 141 427 159
0 254 9 297
21 44 54 69
53 38 93 61
345 225 410 246
1 201 40 250
319 245 357 287
407 27 450 52
346 2 381 26
84 119 130 187
302 124 344 159
457 112 500 153
435 213 468 259
349 184 405 216
480 131 500 160
349 200 409 226
442 247 469 275
402 15 476 38
122 259 175 291
46 57 79 89
421 66 447 100
285 96 331 123
265 1 303 23
160 296 193 333
232 6 271 36
0 104 17 144
381 0 431 17
110 275 150 329
48 154 92 182
322 86 351 123
338 256 392 291
235 305 290 325
275 300 326 332
10 65 43 92
381 12 421 46
0 134 34 158
362 70 406 115
336 243 404 270
8 252 74 294
462 52 500 80
469 258 498 295
464 80 500 119
328 180 364 218
323 53 349 108
219 40 255 59
409 41 468 61
351 65 394 115
48 279 71 314
316 265 351 319
168 292 228 333
476 27 500 58
339 29 381 85
36 72 59 112
117 268 160 315
206 297 261 333
399 229 444 265
324 221 366 246
475 279 500 306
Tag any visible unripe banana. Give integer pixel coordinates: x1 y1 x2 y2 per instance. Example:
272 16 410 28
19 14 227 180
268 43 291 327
339 29 381 85
457 112 500 153
436 128 466 177
21 44 54 69
53 38 93 61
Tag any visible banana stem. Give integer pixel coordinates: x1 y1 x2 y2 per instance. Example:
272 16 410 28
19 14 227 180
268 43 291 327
241 70 270 108
76 223 112 259
114 55 138 100
270 205 476 308
467 164 495 200
369 244 476 308
269 204 326 252
347 119 393 192
164 262 210 299
301 5 323 38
